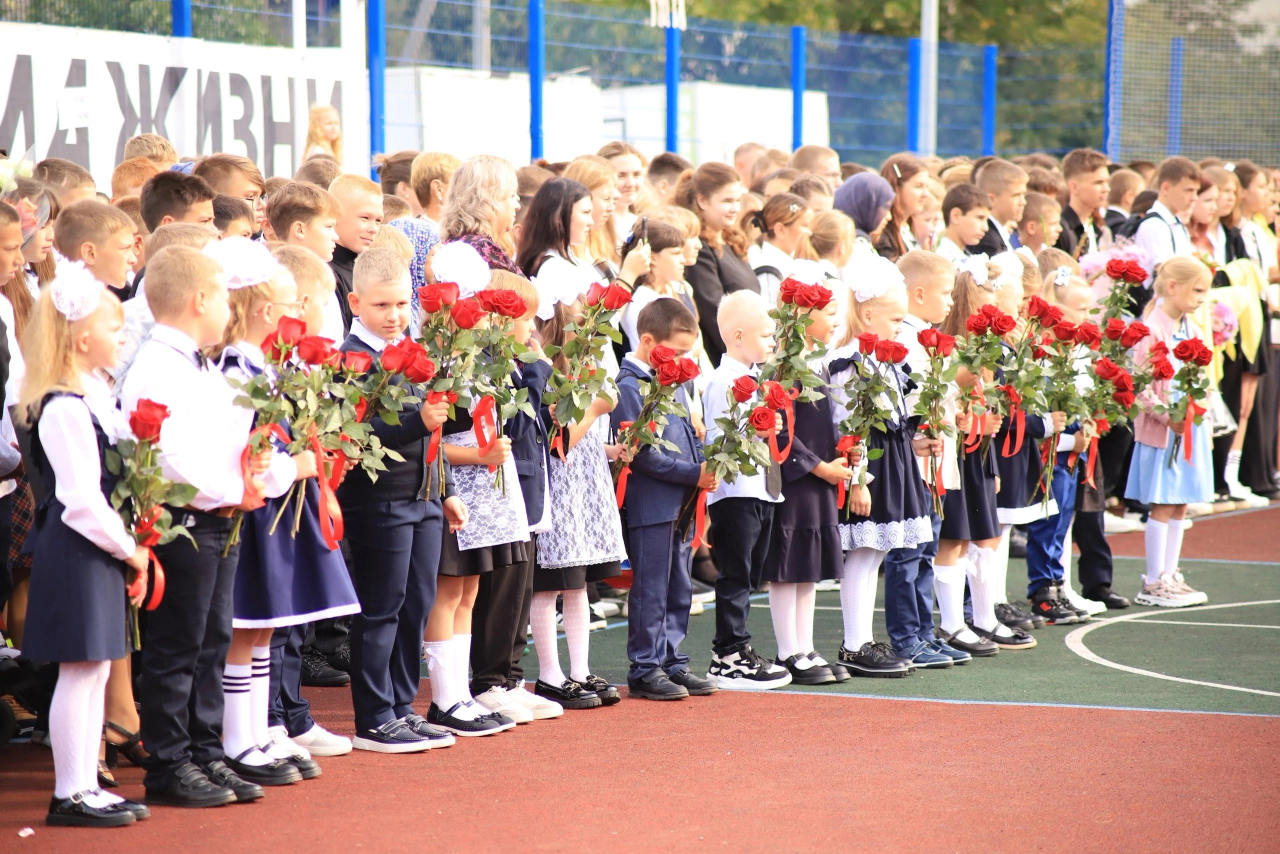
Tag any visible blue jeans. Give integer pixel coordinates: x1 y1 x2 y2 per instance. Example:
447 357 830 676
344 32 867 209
625 521 693 682
1025 458 1077 598
883 511 941 650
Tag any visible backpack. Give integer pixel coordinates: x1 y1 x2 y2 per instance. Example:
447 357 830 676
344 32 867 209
753 265 784 282
1114 209 1173 241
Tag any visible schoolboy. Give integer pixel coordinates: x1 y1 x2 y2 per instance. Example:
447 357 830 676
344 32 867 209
1132 157 1199 284
139 171 217 233
647 152 693 206
213 196 254 238
884 250 971 668
790 144 843 186
611 299 719 701
121 245 272 807
52 201 137 301
1017 192 1064 257
336 247 464 752
937 183 990 264
124 133 179 170
702 290 791 690
112 195 149 280
968 159 1028 255
1055 148 1113 258
265 181 342 340
410 152 462 230
328 174 384 334
111 157 161 202
1105 168 1145 235
293 157 343 190
34 158 97 208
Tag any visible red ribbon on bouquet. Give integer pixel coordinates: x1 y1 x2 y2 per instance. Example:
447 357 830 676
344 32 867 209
614 464 632 509
1183 399 1206 462
767 386 799 464
1000 385 1025 457
472 394 499 472
240 424 290 510
424 390 458 464
835 435 861 509
127 505 166 611
307 427 344 551
690 487 711 550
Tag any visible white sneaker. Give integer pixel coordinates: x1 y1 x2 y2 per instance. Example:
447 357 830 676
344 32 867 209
473 686 534 724
1133 576 1197 608
1169 571 1208 605
593 599 621 618
1103 512 1142 534
689 600 704 616
505 684 564 720
291 723 353 757
1122 511 1147 532
587 603 608 631
1184 504 1211 519
264 725 311 761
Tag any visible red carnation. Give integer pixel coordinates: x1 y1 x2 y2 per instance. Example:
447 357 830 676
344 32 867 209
857 332 878 355
450 297 485 329
649 345 677 368
731 375 758 403
129 399 170 443
602 282 632 311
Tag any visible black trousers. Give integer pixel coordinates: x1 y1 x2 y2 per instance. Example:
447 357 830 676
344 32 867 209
1073 510 1114 594
470 541 535 694
268 623 312 736
140 512 238 786
707 498 774 656
344 498 442 731
1098 424 1134 502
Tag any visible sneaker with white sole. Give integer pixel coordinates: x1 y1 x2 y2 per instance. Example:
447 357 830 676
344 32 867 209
689 600 704 616
264 726 312 761
592 600 621 619
505 684 565 719
813 579 840 592
1168 571 1208 605
290 723 352 757
1133 576 1197 608
1103 512 1142 534
707 645 793 691
352 719 432 753
473 686 534 724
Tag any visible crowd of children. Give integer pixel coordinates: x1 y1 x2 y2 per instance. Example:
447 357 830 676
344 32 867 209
0 124 1276 829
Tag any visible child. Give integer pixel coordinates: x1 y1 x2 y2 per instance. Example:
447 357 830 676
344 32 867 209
1127 257 1214 607
123 133 179 170
937 184 990 264
1018 192 1063 257
828 257 930 676
193 154 268 235
53 201 137 302
265 181 342 340
335 248 467 748
110 157 161 203
702 290 792 689
884 250 971 667
620 220 694 350
209 238 362 778
763 276 851 685
120 245 270 807
138 171 217 233
410 152 462 232
34 158 98 209
647 152 693 206
112 196 148 285
304 104 343 161
213 196 254 239
752 192 813 306
19 267 151 826
789 174 835 214
1105 168 1145 235
1132 158 1200 297
611 299 717 700
969 159 1029 256
329 175 385 335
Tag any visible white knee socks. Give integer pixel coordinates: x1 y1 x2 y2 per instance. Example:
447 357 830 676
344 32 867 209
840 549 886 650
993 526 1013 605
935 560 980 643
1144 519 1168 584
221 662 269 764
1164 518 1185 577
796 582 817 654
1224 449 1243 491
968 546 1011 637
50 660 109 801
250 646 271 748
530 591 566 686
562 588 592 682
769 582 801 661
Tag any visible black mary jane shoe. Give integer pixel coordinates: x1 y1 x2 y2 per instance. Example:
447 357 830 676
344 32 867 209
970 623 1038 650
810 653 851 683
534 678 602 710
93 791 151 821
571 674 622 706
46 792 135 828
774 653 836 686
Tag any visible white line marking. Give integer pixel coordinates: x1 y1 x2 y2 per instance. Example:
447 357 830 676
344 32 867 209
1123 620 1280 630
1064 600 1280 698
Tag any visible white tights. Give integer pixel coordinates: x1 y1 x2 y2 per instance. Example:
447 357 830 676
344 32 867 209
50 660 118 806
839 548 886 650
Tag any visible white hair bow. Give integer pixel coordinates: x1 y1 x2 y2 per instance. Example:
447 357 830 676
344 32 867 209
203 237 280 290
51 261 104 322
851 255 907 303
786 259 826 287
432 241 492 299
988 250 1024 291
1054 265 1071 288
959 253 989 286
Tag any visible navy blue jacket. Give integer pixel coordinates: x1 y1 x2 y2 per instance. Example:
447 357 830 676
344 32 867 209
610 358 704 528
506 360 553 525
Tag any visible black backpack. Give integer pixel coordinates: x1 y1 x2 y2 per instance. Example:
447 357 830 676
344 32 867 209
1114 209 1173 241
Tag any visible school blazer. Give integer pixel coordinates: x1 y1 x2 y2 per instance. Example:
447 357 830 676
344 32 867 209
506 360 553 525
610 360 705 528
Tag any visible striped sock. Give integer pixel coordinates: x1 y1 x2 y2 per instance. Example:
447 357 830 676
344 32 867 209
250 647 272 749
221 663 268 763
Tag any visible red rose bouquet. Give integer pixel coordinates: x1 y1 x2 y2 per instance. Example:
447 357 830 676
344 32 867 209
956 305 1018 458
909 327 958 516
1079 244 1154 320
759 268 834 464
835 333 907 510
613 346 701 510
1166 337 1213 466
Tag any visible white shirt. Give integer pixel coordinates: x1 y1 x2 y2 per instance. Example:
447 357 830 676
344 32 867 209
0 294 24 409
350 317 399 352
896 314 960 491
42 372 138 560
935 235 967 265
754 241 794 307
320 290 345 344
220 341 297 499
1133 200 1191 282
702 355 782 506
118 324 250 511
113 285 155 383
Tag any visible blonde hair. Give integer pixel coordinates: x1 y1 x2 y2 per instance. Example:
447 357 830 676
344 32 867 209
145 245 223 321
352 246 409 295
1042 271 1088 308
808 211 855 261
329 173 381 200
562 155 619 264
441 154 519 256
975 159 1029 196
146 222 215 259
111 157 162 200
305 104 342 162
1036 247 1078 283
488 269 539 321
19 288 123 426
123 133 178 168
410 152 462 209
940 264 997 338
371 224 413 261
646 204 701 241
210 268 295 360
837 285 908 349
1147 255 1212 318
273 243 335 299
897 249 955 288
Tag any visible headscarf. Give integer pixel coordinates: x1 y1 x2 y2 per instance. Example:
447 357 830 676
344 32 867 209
834 172 896 240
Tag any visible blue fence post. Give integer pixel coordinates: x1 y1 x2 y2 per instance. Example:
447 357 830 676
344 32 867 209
1102 0 1125 160
1167 36 1183 156
529 0 545 162
906 37 922 152
981 44 997 156
790 26 806 152
172 0 192 37
664 24 679 153
366 0 385 175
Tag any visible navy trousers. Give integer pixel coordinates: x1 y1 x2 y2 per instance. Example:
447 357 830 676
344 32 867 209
1025 459 1077 597
268 623 312 736
343 498 442 731
707 498 774 656
883 511 941 651
625 521 692 682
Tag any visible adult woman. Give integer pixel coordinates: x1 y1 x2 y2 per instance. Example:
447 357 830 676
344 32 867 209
562 156 650 287
598 141 647 248
834 171 895 263
375 150 423 218
303 104 342 162
677 162 755 365
440 154 522 272
874 153 930 262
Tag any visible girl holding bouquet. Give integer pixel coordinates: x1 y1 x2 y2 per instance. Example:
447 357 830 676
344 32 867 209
1127 257 1215 607
18 265 152 826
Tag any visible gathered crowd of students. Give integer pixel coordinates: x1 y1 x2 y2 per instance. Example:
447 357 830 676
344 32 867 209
0 117 1275 828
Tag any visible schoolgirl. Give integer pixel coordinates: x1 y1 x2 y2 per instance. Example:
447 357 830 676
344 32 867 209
598 141 647 249
827 256 930 677
752 192 814 306
808 210 857 343
19 265 151 826
874 154 930 262
563 156 651 290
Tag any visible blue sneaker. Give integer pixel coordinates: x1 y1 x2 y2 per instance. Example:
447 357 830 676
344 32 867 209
894 640 953 669
928 638 972 665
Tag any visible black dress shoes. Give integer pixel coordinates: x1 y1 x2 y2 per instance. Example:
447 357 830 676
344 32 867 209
667 668 718 696
144 762 238 808
1084 585 1131 610
626 670 689 700
202 760 267 802
46 793 135 827
224 749 302 787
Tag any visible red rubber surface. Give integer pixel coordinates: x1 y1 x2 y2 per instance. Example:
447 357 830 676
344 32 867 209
1105 505 1278 560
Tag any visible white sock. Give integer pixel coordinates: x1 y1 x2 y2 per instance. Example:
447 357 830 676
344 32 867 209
993 526 1012 605
795 582 817 654
452 633 483 718
840 549 885 649
221 663 270 765
1144 519 1168 584
968 546 1011 636
50 661 108 799
935 560 979 642
423 639 455 709
562 588 592 682
1224 450 1243 485
250 646 271 748
769 583 803 662
1164 516 1186 577
531 591 566 686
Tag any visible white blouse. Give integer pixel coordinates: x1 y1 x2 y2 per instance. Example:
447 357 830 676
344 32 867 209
754 240 794 307
531 251 602 321
42 373 137 561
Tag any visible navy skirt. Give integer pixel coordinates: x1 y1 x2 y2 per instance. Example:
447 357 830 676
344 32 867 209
23 499 128 662
840 423 933 552
764 474 843 583
233 479 361 628
939 444 1001 542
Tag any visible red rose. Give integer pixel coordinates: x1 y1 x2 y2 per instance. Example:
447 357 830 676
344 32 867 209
1094 356 1121 380
649 345 677 368
403 351 438 384
889 342 909 363
858 333 878 355
474 290 498 313
1149 340 1169 358
1112 371 1134 392
1151 358 1175 381
917 328 939 350
417 282 456 314
354 397 369 422
979 303 1001 319
936 333 956 357
129 399 170 443
1025 295 1052 323
762 380 791 410
495 289 531 319
874 339 898 362
602 282 632 311
380 340 411 374
297 335 336 365
731 375 758 403
1172 340 1198 362
836 435 861 454
1123 259 1148 284
778 278 801 304
656 359 682 385
1032 345 1049 359
1113 390 1135 408
1074 321 1102 348
277 315 306 346
676 357 700 383
1193 341 1213 366
749 406 775 433
342 351 374 374
1053 322 1078 342
450 297 485 329
1120 322 1150 348
792 283 833 309
1104 318 1126 340
585 281 608 307
1105 258 1128 281
1043 305 1065 326
966 313 992 335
